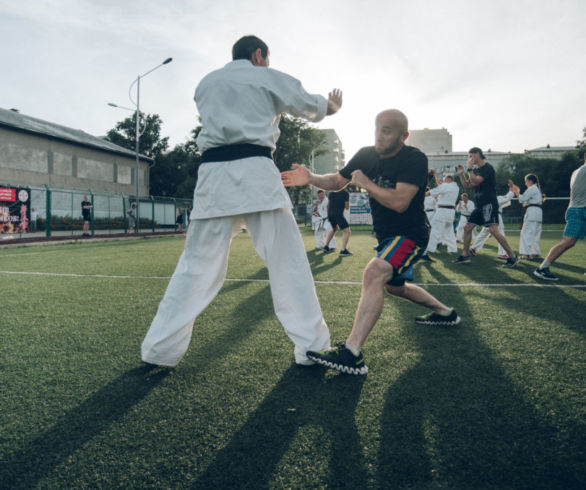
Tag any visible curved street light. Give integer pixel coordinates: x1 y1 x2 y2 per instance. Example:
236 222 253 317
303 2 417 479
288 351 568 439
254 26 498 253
108 58 173 232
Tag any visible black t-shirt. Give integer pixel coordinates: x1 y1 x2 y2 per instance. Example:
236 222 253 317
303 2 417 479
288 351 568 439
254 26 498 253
327 190 349 217
472 162 497 206
340 145 429 246
81 201 91 219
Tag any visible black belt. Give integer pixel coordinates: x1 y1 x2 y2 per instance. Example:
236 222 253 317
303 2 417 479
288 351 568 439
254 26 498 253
200 143 273 163
438 205 455 209
526 204 542 209
425 209 435 212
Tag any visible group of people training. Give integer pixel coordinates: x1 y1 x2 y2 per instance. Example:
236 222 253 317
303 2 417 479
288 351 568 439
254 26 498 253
140 34 585 375
423 161 546 263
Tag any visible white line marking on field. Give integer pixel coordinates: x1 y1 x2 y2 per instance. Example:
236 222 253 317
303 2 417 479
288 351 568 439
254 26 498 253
1 270 585 288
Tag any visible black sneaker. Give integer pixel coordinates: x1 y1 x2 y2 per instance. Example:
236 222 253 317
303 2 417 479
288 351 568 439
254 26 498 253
339 249 353 256
323 245 333 254
307 343 368 375
533 267 558 281
420 254 435 262
502 255 520 268
453 255 471 264
415 309 461 327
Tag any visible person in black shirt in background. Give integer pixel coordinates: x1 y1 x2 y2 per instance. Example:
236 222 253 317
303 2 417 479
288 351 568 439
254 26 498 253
281 109 460 375
81 195 92 237
323 188 352 256
454 147 519 268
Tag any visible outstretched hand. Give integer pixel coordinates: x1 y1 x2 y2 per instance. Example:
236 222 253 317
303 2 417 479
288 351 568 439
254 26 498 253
326 89 343 115
281 163 310 187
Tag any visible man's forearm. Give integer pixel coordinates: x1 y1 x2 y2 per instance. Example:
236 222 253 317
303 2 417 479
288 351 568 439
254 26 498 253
308 172 348 191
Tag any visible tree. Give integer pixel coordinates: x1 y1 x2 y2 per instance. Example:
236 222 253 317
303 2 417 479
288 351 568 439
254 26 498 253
105 112 169 158
150 127 201 197
273 115 327 207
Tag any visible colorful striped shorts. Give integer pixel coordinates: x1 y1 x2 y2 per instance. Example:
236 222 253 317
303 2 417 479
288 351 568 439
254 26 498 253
375 236 424 287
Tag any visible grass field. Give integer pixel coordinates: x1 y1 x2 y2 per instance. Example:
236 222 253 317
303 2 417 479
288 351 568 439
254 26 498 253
1 227 585 489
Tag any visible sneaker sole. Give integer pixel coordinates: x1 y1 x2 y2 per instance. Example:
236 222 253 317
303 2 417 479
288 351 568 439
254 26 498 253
533 270 558 281
307 354 368 375
415 315 461 327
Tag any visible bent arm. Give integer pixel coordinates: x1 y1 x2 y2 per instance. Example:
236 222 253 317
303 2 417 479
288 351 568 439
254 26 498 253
352 169 418 213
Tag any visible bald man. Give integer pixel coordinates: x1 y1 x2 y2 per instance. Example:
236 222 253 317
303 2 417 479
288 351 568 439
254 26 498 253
281 109 460 375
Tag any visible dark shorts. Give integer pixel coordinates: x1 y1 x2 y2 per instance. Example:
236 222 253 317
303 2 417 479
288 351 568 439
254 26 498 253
82 213 91 222
468 202 499 227
376 236 424 287
328 214 349 230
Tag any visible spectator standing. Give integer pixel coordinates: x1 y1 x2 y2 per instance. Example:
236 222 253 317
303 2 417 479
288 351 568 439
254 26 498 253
81 196 92 237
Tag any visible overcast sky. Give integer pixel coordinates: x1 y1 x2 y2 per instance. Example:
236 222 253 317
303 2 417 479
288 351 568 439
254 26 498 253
2 0 585 161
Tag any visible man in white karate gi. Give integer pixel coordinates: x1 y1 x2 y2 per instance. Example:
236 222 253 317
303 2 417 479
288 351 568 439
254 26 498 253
424 169 459 255
142 35 342 367
312 190 336 250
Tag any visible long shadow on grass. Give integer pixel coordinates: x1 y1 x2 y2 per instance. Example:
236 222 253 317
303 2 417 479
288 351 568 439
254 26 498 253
193 366 367 489
376 266 584 489
0 365 169 489
306 249 344 275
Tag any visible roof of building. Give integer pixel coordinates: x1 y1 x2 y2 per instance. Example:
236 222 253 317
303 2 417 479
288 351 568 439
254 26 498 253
0 108 152 162
526 145 578 152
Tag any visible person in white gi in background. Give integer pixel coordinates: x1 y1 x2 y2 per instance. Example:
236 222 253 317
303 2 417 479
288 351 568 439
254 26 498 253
424 188 437 223
455 193 475 242
141 35 342 367
514 173 544 259
424 169 459 255
470 182 516 258
312 190 336 250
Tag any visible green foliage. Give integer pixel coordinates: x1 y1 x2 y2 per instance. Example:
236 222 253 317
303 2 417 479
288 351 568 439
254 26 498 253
150 127 201 198
273 115 327 207
105 112 169 158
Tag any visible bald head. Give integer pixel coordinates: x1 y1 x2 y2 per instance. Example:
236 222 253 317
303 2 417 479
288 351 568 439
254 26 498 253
374 109 409 157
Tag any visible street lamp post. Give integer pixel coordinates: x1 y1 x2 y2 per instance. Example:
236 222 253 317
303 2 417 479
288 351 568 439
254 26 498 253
109 57 172 232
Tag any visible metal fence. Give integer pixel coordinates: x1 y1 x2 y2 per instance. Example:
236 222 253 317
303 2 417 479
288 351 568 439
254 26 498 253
22 185 192 237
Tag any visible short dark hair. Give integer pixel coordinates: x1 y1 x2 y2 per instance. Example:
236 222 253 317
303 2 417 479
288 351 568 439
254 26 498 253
469 147 485 159
232 35 269 61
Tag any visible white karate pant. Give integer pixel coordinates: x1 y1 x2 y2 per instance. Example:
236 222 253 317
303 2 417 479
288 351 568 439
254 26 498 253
313 218 336 249
471 214 507 256
426 208 458 253
456 215 478 243
519 220 542 256
142 208 330 367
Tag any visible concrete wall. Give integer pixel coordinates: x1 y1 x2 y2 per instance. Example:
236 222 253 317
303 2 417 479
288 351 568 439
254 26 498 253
0 127 149 196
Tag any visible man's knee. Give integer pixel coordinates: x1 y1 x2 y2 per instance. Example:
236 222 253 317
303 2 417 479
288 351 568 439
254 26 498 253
561 236 578 249
384 283 406 298
363 258 393 287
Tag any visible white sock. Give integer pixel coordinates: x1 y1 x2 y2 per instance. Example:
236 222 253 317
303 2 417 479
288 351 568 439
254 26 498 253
437 307 453 317
345 344 361 356
540 260 551 269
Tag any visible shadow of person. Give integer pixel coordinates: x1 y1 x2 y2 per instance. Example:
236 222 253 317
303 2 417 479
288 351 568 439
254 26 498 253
0 365 169 489
193 365 367 489
376 271 584 488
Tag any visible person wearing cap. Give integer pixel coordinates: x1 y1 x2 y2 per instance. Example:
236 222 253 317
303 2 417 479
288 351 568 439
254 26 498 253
424 169 459 255
470 182 516 258
141 35 343 368
454 147 519 268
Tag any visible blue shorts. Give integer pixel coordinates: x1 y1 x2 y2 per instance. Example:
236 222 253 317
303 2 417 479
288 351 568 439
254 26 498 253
563 207 586 239
376 236 424 287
